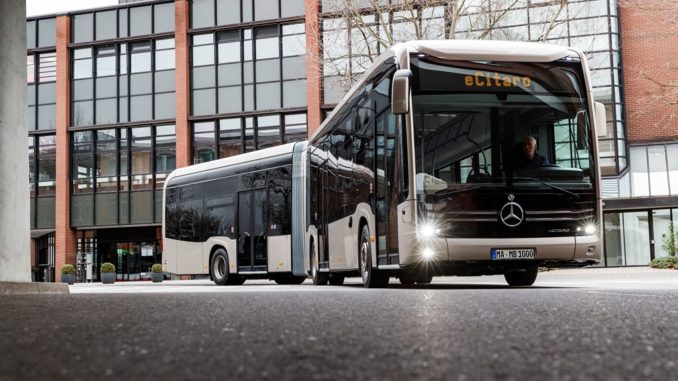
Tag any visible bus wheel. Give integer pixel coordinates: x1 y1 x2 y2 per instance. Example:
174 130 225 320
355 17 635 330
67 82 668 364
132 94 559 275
310 239 328 286
226 276 246 285
504 266 538 286
359 225 389 288
273 275 306 285
399 270 416 285
210 249 230 286
328 274 345 286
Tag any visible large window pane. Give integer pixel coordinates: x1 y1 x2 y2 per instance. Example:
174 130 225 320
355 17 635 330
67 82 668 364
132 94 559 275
131 43 152 73
73 101 94 126
130 95 153 121
156 49 176 71
217 63 241 86
130 72 152 95
37 105 56 130
192 88 216 116
218 86 242 113
96 99 118 125
281 0 305 17
217 0 240 26
283 80 306 108
254 0 278 21
96 76 117 99
193 44 215 66
96 10 117 40
623 211 650 266
37 82 56 104
255 59 280 82
154 3 175 33
155 70 176 93
648 146 669 196
38 18 56 47
192 0 215 28
155 92 176 119
130 6 152 36
73 13 93 43
192 66 216 89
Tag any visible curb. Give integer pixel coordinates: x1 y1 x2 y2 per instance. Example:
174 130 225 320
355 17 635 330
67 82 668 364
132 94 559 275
0 282 70 295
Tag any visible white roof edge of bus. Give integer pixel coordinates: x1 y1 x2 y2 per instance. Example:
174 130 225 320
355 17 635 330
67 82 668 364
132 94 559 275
165 142 302 185
310 39 574 142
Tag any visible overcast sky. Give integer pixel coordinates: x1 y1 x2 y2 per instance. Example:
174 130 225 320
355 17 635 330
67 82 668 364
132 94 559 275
27 0 119 17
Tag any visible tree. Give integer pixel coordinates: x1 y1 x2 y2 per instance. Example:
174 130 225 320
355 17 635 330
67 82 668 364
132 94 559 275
315 0 591 100
663 221 678 257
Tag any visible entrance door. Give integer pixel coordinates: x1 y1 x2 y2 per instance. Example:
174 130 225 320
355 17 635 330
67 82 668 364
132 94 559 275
375 111 400 265
238 189 268 272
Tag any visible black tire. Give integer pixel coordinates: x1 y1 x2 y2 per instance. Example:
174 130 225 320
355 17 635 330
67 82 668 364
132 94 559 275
399 270 417 285
504 266 538 286
359 224 389 288
328 274 345 286
399 270 432 285
226 276 246 285
310 239 328 286
273 275 306 285
210 249 230 286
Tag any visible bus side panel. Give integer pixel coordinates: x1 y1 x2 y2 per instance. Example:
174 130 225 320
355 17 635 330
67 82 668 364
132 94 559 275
353 202 377 270
396 200 416 266
176 240 205 274
268 235 292 273
204 237 238 274
163 237 178 274
328 216 351 270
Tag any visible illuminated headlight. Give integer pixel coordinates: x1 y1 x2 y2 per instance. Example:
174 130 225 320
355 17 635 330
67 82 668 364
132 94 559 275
419 223 439 238
422 248 435 260
584 224 596 235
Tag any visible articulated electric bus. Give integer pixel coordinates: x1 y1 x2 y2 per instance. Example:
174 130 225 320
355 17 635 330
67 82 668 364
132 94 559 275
162 143 308 285
304 40 606 287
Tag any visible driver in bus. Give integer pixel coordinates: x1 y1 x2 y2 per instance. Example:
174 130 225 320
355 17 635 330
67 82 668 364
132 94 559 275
515 136 550 168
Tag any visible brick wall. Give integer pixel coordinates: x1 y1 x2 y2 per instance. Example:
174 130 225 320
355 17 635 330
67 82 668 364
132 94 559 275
175 0 191 168
55 16 77 279
305 0 322 137
620 0 678 144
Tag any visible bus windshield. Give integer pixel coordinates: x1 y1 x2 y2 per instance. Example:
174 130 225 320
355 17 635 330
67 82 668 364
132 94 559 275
410 56 595 197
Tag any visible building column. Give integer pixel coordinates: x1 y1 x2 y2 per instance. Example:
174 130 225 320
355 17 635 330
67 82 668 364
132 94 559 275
305 0 322 137
0 0 31 282
55 15 77 278
175 0 191 168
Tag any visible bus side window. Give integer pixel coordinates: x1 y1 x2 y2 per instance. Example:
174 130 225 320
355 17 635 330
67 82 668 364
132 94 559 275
165 187 179 239
177 184 204 242
267 166 292 235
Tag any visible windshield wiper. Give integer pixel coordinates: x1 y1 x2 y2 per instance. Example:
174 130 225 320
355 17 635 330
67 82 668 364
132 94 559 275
509 177 580 200
432 184 492 198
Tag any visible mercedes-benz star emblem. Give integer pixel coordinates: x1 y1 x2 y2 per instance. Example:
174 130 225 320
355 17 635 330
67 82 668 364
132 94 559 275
499 201 524 228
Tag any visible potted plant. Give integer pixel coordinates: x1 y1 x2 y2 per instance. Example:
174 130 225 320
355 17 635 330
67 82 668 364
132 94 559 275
61 264 76 285
150 263 164 283
100 262 116 284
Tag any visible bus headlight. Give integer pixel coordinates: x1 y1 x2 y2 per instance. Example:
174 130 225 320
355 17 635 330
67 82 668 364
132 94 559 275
584 224 596 235
419 222 440 238
422 247 435 260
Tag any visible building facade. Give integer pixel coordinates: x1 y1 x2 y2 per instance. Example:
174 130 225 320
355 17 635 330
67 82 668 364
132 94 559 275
25 0 678 281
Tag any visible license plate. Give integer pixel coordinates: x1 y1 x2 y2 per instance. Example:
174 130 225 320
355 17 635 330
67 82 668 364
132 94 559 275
491 248 536 260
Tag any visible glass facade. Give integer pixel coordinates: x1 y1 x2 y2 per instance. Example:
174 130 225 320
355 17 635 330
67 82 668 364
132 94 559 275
320 0 626 176
70 125 176 227
192 113 307 163
604 209 678 266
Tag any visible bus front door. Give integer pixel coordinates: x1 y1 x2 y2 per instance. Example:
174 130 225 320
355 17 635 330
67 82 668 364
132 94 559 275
237 189 268 272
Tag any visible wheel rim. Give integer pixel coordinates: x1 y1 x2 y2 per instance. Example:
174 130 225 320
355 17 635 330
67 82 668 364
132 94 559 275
310 241 317 280
213 256 225 280
360 232 369 282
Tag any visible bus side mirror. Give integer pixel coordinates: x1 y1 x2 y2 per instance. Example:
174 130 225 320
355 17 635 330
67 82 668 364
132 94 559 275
594 102 607 138
391 69 411 115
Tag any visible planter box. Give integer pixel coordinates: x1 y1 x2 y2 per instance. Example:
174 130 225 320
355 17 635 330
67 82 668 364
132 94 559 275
151 272 164 283
101 272 116 284
61 274 75 285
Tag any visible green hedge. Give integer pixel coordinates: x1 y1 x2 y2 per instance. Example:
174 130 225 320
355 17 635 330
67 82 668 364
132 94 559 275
650 256 678 269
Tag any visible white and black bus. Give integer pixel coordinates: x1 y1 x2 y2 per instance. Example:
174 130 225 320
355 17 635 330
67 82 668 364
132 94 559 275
162 142 308 285
304 40 606 287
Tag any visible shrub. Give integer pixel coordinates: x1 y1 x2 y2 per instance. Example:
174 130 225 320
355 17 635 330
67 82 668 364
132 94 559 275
151 264 163 273
650 256 678 269
61 264 76 275
101 262 116 273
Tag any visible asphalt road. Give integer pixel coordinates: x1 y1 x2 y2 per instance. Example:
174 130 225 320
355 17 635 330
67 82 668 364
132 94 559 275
2 269 678 381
